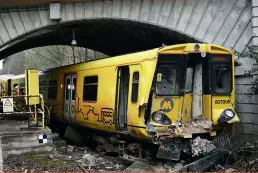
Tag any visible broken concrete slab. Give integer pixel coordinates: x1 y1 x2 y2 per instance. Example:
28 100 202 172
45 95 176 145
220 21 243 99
226 168 238 172
124 161 166 172
66 145 74 153
64 125 83 145
82 154 96 167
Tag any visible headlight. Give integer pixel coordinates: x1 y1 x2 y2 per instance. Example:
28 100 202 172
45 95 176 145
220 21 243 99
151 111 172 125
153 112 164 122
218 109 235 123
225 110 234 117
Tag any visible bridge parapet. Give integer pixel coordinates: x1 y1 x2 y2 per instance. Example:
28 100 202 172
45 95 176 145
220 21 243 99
0 0 255 66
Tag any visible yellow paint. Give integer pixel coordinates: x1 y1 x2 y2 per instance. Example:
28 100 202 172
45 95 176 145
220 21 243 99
181 93 192 123
1 43 238 141
203 95 212 121
212 96 239 125
151 96 182 125
25 70 40 105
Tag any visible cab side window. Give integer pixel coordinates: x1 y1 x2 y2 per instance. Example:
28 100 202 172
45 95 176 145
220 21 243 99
83 76 98 101
131 72 139 103
48 80 57 99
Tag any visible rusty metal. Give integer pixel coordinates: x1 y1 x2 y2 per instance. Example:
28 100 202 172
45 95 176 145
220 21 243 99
118 141 126 157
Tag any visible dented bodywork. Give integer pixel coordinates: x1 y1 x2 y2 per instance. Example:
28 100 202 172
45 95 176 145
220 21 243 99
145 115 216 160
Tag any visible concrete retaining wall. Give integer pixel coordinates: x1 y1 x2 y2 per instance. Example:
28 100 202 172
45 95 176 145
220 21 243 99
0 129 54 160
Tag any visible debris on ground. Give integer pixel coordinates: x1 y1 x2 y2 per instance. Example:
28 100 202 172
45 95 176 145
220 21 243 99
81 154 96 167
3 138 128 172
225 168 238 172
3 132 258 172
168 163 184 172
66 145 74 153
124 161 165 172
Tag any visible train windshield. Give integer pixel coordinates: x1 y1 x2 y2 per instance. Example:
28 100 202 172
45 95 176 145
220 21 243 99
155 54 186 96
211 54 232 94
155 63 180 95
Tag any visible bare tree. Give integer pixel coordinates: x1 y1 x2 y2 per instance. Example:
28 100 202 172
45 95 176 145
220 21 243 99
2 52 26 74
2 45 108 74
23 45 108 70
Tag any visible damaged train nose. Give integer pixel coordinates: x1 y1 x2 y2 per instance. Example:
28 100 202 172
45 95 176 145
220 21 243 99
146 115 217 160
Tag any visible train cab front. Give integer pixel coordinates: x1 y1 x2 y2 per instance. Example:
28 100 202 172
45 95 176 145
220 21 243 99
144 44 239 160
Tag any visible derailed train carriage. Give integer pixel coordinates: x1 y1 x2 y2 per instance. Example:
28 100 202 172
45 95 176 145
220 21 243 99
4 43 240 160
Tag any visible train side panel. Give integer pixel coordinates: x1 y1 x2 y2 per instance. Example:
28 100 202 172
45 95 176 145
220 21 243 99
76 66 117 132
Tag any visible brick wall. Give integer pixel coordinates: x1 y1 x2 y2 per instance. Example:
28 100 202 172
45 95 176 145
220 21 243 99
235 65 258 142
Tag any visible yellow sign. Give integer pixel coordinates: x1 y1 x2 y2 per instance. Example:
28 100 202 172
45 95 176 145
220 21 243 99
25 70 40 105
4 99 12 106
1 98 13 112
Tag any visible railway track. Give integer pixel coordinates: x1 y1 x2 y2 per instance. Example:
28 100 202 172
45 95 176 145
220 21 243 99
52 125 240 172
58 135 232 172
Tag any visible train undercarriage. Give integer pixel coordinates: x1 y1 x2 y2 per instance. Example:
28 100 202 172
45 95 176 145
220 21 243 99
50 118 236 162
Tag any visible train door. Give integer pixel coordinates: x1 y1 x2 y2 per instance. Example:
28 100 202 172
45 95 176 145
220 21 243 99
127 64 142 127
116 66 130 131
64 74 76 122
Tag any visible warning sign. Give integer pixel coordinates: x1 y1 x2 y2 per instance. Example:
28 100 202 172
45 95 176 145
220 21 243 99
1 98 13 112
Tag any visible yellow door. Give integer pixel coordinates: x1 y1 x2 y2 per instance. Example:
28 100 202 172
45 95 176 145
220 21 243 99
127 64 144 133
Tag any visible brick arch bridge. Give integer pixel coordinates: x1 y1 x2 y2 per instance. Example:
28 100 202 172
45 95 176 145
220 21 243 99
0 0 257 65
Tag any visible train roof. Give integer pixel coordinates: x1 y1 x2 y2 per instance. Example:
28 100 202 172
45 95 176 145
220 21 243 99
0 74 15 81
44 43 233 74
0 71 44 81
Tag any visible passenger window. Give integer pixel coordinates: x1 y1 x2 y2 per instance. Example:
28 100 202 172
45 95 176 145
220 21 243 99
83 76 98 101
48 80 57 99
131 72 139 103
39 79 46 97
19 83 25 95
72 78 76 100
66 78 70 100
13 84 18 95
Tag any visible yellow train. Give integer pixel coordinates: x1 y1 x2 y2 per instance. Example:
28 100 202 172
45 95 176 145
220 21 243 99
2 43 239 160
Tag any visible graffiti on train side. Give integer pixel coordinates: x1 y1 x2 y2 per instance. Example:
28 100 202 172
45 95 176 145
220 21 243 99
100 108 113 125
80 105 114 125
83 105 99 120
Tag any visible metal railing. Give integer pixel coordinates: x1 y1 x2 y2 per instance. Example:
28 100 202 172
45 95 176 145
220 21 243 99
0 94 45 130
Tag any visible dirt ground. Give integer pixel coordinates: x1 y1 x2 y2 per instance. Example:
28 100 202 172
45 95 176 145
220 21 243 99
3 136 257 172
3 138 129 172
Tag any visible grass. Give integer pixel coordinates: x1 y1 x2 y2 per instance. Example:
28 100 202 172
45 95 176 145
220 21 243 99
26 156 67 166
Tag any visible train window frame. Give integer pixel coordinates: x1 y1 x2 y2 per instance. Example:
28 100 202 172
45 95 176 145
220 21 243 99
83 76 98 102
155 64 180 96
72 77 76 100
211 54 233 95
131 71 140 104
65 78 71 100
39 77 47 97
212 64 232 95
48 79 57 100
